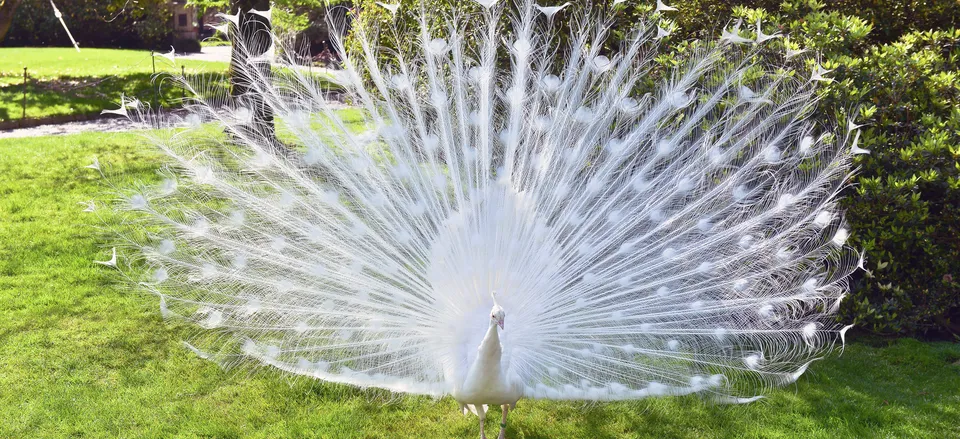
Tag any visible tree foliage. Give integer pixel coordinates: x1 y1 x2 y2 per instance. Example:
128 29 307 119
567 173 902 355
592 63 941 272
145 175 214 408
1 0 171 49
0 0 25 43
188 0 352 36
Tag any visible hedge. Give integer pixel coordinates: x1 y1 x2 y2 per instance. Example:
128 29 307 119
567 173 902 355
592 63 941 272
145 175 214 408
829 29 960 336
2 0 172 50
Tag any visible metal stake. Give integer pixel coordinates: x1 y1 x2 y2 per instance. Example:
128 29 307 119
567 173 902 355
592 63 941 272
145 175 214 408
151 51 159 112
22 67 27 120
181 65 186 102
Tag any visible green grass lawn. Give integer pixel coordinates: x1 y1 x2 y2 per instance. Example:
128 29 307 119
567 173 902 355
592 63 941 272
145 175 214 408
0 48 228 122
0 131 959 438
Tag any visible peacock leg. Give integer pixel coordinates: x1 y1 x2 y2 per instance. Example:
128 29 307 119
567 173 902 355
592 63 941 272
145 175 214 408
497 405 509 439
477 405 487 439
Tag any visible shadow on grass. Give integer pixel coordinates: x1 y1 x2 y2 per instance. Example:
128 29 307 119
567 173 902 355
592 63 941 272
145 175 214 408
0 70 343 122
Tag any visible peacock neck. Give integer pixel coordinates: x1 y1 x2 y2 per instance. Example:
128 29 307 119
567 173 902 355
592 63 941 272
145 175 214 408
479 322 502 364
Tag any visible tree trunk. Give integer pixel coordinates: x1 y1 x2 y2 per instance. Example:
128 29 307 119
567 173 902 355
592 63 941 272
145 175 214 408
0 0 24 44
230 0 277 146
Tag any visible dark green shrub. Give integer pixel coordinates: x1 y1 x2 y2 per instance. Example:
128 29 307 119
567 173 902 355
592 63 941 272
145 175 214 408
829 29 960 336
713 4 959 339
2 0 172 50
734 3 960 336
174 38 203 54
671 0 959 46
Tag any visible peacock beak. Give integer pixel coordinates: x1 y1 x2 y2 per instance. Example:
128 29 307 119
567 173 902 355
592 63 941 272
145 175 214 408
498 319 504 330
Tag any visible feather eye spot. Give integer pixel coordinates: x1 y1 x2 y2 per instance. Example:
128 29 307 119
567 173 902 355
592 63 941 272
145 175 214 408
153 267 169 283
428 38 448 55
129 194 148 210
733 279 750 291
802 323 818 341
593 55 613 72
157 239 175 255
758 304 775 318
713 327 728 341
512 38 532 56
619 97 640 113
813 211 833 228
541 74 561 92
574 106 594 123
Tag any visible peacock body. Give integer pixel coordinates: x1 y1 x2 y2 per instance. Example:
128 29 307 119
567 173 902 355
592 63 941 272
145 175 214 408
102 1 860 436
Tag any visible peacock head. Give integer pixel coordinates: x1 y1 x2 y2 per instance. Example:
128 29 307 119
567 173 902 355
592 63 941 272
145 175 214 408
490 291 505 330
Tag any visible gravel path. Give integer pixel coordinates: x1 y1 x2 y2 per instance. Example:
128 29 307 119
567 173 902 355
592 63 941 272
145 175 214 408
179 45 233 63
1 102 349 139
0 117 145 139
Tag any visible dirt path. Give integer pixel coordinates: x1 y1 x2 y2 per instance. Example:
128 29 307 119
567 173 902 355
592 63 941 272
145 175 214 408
1 101 349 139
0 117 145 139
179 45 233 63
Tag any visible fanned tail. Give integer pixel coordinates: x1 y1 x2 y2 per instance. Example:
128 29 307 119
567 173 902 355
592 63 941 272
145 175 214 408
105 0 857 402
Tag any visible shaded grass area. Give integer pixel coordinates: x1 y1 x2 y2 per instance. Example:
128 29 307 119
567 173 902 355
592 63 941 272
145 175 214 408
0 132 958 438
0 48 342 123
0 48 228 122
